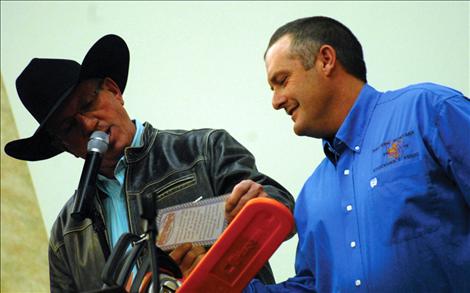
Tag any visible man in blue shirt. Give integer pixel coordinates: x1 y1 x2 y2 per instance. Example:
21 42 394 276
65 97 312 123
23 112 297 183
245 16 470 292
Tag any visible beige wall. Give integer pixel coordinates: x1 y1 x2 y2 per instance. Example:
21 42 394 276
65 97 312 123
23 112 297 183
1 75 49 292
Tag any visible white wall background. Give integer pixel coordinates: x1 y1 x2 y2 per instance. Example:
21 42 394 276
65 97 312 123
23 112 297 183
1 1 469 282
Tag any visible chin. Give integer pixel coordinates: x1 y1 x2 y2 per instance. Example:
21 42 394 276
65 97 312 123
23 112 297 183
293 124 307 137
293 124 323 139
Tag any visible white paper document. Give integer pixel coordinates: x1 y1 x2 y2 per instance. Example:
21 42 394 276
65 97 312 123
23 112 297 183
156 194 229 251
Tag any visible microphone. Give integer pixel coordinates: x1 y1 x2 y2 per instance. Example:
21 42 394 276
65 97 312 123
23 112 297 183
71 131 109 221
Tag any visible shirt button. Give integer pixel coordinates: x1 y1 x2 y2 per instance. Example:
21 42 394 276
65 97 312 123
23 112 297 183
354 145 360 151
343 169 350 175
346 205 353 212
350 241 357 248
355 279 362 287
370 177 378 188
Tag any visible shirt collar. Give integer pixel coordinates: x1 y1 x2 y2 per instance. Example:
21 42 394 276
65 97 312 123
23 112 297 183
97 119 145 183
128 119 145 149
322 84 381 163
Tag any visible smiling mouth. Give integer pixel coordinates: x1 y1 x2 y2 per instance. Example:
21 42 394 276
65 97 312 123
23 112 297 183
286 107 298 120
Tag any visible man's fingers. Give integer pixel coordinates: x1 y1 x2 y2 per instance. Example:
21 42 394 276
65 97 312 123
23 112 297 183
227 193 256 220
169 243 193 264
184 253 206 277
226 180 268 222
180 245 206 274
225 180 252 213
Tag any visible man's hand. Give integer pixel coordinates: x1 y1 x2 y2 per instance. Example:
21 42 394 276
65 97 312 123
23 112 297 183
225 179 268 223
169 243 206 278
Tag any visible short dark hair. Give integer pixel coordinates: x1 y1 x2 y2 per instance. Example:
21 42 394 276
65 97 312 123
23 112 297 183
265 16 367 83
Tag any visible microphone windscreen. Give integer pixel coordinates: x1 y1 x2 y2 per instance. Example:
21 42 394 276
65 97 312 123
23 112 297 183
87 131 109 153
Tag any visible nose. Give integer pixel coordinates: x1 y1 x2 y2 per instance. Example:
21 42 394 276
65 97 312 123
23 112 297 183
74 113 98 137
272 91 287 110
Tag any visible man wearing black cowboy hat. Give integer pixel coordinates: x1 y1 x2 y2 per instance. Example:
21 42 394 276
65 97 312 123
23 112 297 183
4 34 295 292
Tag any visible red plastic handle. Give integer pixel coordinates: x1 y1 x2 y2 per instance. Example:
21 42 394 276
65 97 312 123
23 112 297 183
178 197 294 292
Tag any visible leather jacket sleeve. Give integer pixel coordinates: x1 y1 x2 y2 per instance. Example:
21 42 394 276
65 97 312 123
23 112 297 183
206 129 295 221
206 130 296 284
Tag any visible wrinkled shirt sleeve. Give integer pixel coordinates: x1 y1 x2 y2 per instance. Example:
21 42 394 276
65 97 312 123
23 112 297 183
243 230 316 292
429 94 470 206
243 274 315 292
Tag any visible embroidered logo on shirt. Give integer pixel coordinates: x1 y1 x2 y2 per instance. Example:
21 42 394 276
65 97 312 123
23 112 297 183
372 130 419 172
386 140 403 160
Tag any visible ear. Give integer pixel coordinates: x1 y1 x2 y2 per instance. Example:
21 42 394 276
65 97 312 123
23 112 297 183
316 45 337 77
102 77 124 105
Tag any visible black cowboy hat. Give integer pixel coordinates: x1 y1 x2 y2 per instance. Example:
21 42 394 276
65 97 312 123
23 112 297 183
4 34 129 161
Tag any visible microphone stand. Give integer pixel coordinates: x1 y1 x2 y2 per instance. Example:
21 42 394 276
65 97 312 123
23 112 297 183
137 194 160 293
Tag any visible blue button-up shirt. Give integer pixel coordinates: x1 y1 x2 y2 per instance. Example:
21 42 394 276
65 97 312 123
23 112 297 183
97 120 145 248
245 83 470 292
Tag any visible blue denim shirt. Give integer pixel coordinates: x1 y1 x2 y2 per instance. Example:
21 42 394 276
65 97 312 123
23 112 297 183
245 83 470 292
97 119 144 248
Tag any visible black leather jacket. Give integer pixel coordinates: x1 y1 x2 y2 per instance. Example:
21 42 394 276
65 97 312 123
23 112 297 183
49 123 295 292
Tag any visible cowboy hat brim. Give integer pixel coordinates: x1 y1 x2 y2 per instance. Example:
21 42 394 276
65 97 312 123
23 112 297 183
4 34 129 161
